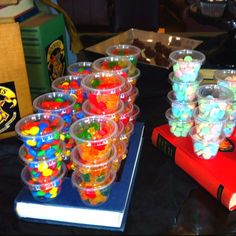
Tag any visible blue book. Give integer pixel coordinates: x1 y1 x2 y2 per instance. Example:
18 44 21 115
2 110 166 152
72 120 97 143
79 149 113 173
14 122 145 232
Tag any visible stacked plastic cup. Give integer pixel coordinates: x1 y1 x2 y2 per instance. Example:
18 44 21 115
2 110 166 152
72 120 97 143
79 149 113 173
33 92 76 171
214 69 236 138
67 61 93 76
190 84 234 159
70 115 118 206
15 113 67 202
166 49 205 137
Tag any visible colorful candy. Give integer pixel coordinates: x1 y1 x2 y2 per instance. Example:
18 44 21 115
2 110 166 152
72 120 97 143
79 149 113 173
67 61 93 76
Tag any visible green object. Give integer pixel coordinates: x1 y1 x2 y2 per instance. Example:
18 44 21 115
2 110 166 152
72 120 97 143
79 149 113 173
20 12 68 100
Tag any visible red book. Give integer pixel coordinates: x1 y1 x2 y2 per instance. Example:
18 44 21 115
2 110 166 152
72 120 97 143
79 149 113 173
151 124 236 211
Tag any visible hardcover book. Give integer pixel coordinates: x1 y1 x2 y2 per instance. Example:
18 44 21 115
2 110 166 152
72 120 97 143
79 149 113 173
151 124 236 211
20 12 68 99
15 122 145 231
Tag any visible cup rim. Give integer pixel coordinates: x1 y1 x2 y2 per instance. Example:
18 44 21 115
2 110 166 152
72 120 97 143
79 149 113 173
167 90 198 104
168 71 203 84
67 61 92 74
105 44 141 58
214 69 236 81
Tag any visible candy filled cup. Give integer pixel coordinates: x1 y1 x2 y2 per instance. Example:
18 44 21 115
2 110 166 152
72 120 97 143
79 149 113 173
51 75 86 116
196 84 234 121
71 144 117 185
127 68 141 86
67 61 92 76
81 72 125 114
165 108 194 137
71 169 116 207
169 49 205 82
33 92 76 133
105 44 141 76
19 143 64 183
167 90 197 121
69 116 118 164
92 56 131 79
21 162 67 202
169 71 203 102
189 126 225 160
120 121 134 148
15 113 64 153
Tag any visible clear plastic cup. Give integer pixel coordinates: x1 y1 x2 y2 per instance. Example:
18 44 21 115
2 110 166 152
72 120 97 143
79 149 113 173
92 56 131 79
51 75 87 117
71 168 116 207
71 144 117 185
19 143 64 183
127 68 141 86
169 49 206 82
189 126 225 160
105 44 141 76
169 71 203 102
113 140 127 172
193 106 227 141
120 82 133 104
33 92 76 133
196 84 234 121
128 86 139 105
120 103 134 127
165 108 194 137
82 99 124 123
21 162 67 202
167 90 198 121
69 116 118 164
81 71 125 114
67 61 92 76
120 121 134 148
15 113 64 154
130 104 140 125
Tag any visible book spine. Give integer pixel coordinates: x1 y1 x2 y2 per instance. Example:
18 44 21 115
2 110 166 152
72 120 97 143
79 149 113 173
151 126 233 211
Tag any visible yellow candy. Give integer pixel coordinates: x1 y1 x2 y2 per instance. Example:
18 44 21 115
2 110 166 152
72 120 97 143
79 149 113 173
29 126 40 135
38 162 48 172
42 168 52 177
62 81 69 86
26 139 36 147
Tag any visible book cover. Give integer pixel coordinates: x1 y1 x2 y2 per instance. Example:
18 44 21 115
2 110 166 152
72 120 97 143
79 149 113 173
15 122 145 231
151 124 236 211
0 0 34 17
20 12 68 99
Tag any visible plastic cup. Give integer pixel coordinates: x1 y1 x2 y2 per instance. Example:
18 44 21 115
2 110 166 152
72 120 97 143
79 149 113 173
33 92 76 133
214 69 236 101
165 108 194 137
169 49 205 82
105 44 141 76
19 142 64 183
128 86 139 105
21 162 67 202
130 104 140 125
167 90 198 121
189 126 225 160
67 61 92 76
51 75 87 119
113 140 127 172
81 71 125 114
193 106 227 141
196 84 234 121
120 103 134 127
169 71 203 102
82 99 124 123
120 82 133 104
71 144 117 185
120 121 134 148
127 68 141 86
69 116 118 164
71 169 116 207
91 56 132 79
15 113 64 155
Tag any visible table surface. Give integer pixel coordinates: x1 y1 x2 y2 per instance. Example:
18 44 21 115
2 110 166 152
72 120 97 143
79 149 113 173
1 32 236 235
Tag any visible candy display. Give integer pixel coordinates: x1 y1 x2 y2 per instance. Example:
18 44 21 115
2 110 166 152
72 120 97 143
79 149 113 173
105 44 141 76
167 90 197 121
71 169 116 206
15 113 64 155
69 116 118 163
51 75 87 119
67 61 93 76
72 144 117 185
92 56 131 79
165 108 194 137
189 126 225 160
33 92 76 133
81 72 125 114
169 71 203 102
169 49 205 82
196 84 233 121
21 163 67 202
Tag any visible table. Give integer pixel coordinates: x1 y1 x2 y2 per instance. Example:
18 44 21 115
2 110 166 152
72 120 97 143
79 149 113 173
1 32 236 235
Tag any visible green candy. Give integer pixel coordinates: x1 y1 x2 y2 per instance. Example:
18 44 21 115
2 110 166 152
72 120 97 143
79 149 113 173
81 173 90 182
184 55 192 62
91 79 100 88
55 97 64 102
